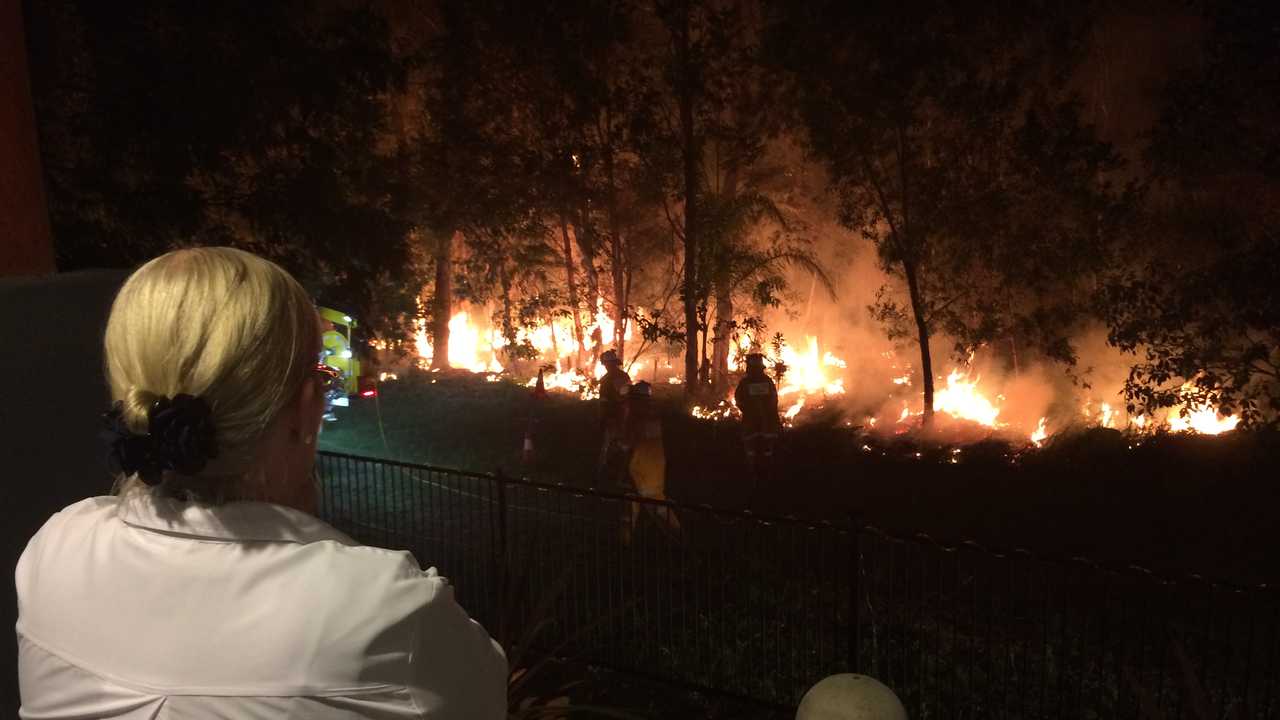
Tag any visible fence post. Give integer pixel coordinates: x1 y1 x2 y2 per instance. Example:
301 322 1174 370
494 469 509 641
850 514 862 675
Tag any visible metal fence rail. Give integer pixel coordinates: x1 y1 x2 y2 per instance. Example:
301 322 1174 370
316 451 1279 718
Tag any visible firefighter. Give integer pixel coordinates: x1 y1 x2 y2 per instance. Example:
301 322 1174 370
734 352 782 503
596 349 631 483
621 381 680 542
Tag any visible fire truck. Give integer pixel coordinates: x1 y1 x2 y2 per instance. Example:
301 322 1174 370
318 306 375 417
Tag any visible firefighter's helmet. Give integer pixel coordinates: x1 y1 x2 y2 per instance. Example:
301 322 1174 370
745 352 766 369
601 349 621 366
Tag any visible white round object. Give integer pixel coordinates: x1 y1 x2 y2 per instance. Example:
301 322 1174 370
795 674 908 720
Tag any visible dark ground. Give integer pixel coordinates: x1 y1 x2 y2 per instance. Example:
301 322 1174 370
321 368 1280 588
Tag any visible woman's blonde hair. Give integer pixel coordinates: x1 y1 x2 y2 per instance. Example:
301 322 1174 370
104 247 320 494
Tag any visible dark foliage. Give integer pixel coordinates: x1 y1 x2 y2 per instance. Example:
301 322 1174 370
26 0 417 339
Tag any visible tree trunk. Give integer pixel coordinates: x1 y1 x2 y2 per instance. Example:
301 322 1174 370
559 211 586 369
498 257 514 350
624 252 634 363
676 2 700 396
602 104 628 358
548 308 559 360
711 281 732 393
710 160 739 394
606 201 626 356
573 204 602 364
429 229 457 370
699 304 710 386
903 258 934 425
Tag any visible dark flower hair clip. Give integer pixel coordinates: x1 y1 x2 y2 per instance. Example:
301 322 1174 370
102 394 219 485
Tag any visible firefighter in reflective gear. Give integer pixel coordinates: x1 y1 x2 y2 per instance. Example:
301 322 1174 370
596 349 631 482
734 353 781 501
621 381 679 542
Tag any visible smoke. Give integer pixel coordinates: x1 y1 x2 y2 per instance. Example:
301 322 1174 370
753 214 1151 440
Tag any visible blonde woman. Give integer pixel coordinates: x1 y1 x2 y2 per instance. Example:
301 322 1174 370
14 247 507 719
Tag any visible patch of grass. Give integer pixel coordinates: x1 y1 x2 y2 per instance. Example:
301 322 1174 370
319 368 599 479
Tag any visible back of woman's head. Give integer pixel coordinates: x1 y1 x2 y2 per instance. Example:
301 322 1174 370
104 247 319 488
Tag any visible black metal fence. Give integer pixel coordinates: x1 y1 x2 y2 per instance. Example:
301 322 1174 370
316 451 1279 718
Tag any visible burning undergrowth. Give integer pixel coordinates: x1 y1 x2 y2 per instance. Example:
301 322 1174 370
400 305 1244 451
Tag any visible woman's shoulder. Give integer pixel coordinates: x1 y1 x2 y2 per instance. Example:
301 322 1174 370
291 537 452 604
30 495 118 536
286 544 459 647
17 497 120 587
58 495 119 516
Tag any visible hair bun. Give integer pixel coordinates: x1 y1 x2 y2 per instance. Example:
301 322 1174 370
148 395 220 476
103 394 220 484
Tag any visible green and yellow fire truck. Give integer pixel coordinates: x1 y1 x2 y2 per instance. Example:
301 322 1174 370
318 306 369 407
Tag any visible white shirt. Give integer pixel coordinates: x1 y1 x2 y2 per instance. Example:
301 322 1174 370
15 490 507 719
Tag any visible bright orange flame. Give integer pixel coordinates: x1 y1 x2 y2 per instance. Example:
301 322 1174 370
778 337 847 398
1168 403 1240 434
783 397 806 422
415 311 504 374
933 369 1003 427
411 307 1246 442
415 300 651 392
1030 417 1048 446
1081 400 1120 429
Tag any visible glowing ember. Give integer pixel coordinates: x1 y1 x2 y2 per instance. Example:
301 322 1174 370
692 400 737 420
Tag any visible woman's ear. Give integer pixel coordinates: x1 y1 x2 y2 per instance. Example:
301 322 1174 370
295 373 324 434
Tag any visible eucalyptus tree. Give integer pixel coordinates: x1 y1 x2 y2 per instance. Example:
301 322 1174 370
404 0 553 368
643 0 816 397
771 0 1129 425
